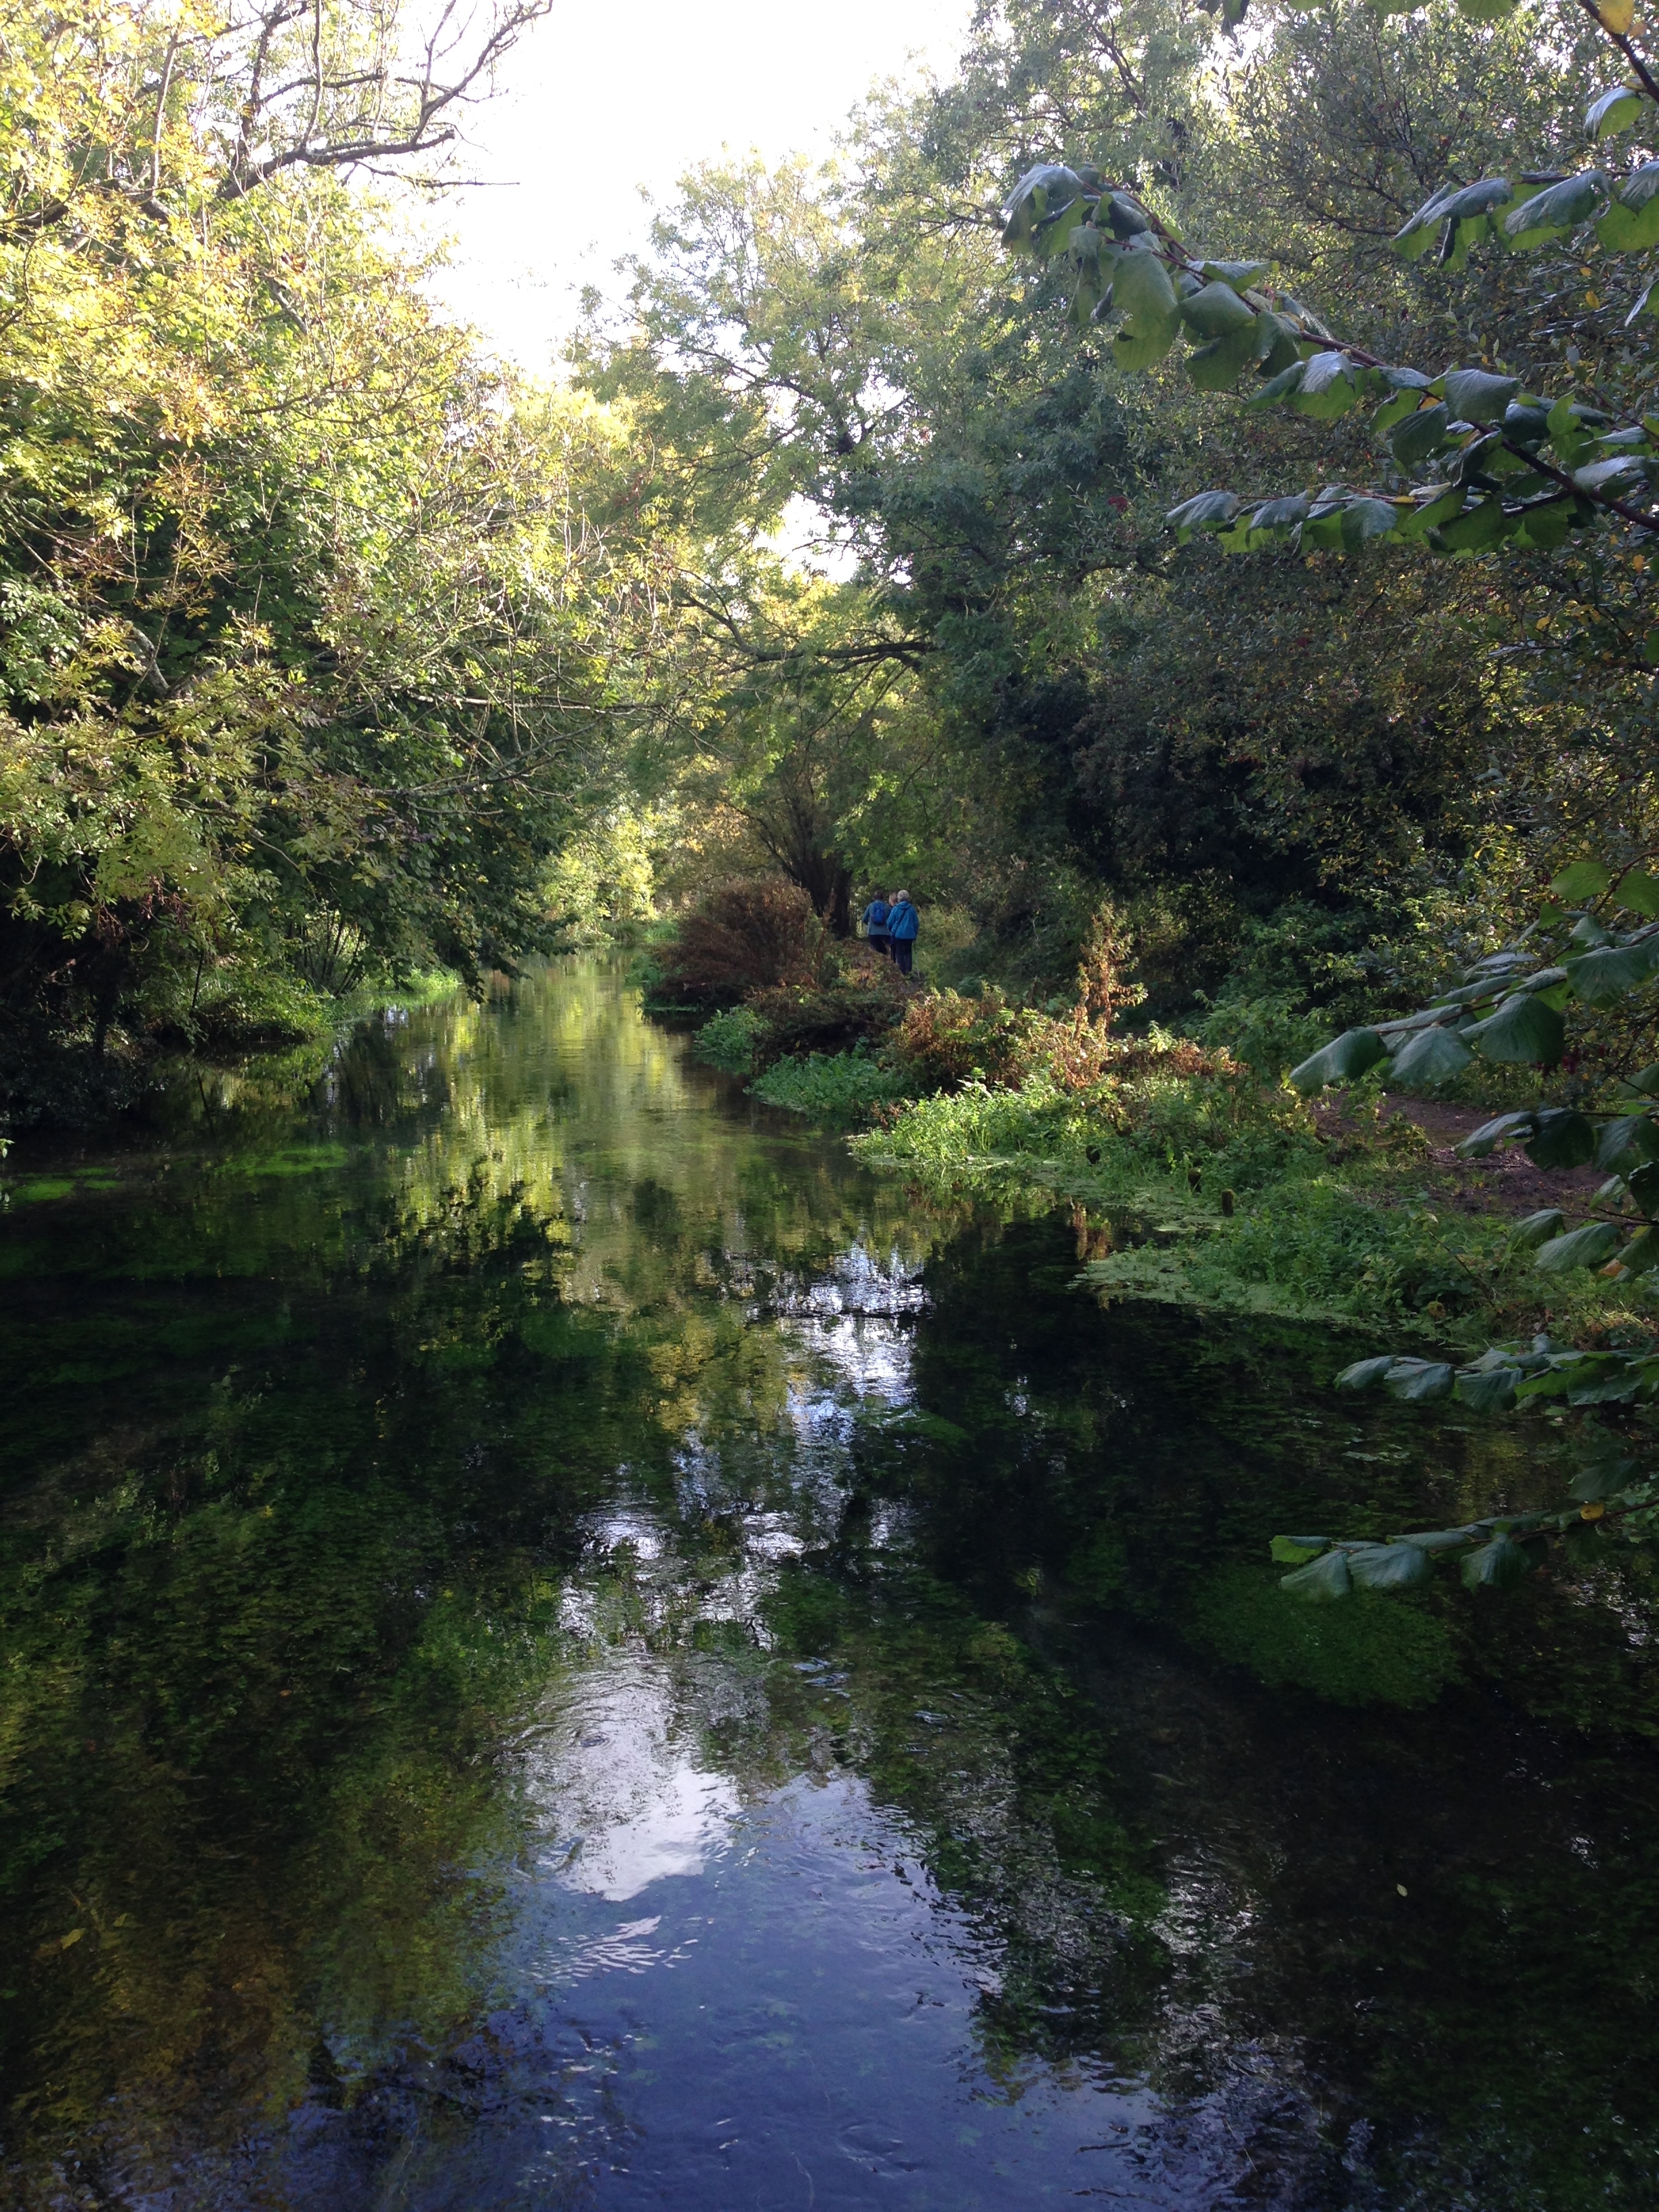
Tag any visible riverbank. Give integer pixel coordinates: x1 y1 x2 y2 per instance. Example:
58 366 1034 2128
840 1055 1646 1352
0 966 463 1138
666 966 1643 1349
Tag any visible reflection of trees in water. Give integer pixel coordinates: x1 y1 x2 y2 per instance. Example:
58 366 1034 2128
15 968 1656 2207
0 963 970 2190
827 1218 1659 2209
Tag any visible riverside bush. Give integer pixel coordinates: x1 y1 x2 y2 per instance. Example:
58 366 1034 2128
692 1006 766 1073
652 882 828 1009
750 1046 916 1124
854 1042 1631 1341
884 988 1048 1091
742 964 911 1064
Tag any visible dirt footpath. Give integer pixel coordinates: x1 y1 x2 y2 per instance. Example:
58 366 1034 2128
1313 1094 1606 1219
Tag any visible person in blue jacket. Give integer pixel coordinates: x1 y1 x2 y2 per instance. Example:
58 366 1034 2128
861 890 891 960
886 889 919 975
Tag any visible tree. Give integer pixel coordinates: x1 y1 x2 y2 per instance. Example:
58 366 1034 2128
989 0 1659 1595
581 4 1659 1005
998 0 1659 563
0 0 686 1113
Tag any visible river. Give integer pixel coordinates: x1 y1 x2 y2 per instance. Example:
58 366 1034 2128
3 960 1658 2210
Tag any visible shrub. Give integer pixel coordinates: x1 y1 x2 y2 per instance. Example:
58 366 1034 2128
653 880 826 1008
692 1005 766 1073
744 960 911 1066
1197 988 1331 1080
884 987 1048 1092
751 1045 916 1124
858 1032 1311 1197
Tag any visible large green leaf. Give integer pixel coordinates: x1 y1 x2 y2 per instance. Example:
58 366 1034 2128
1348 1542 1432 1591
1395 178 1511 262
1288 1027 1389 1092
1563 938 1659 1004
1280 1548 1353 1601
1201 260 1269 291
1439 178 1515 224
1385 1358 1455 1403
1535 1221 1622 1272
1511 1206 1567 1247
1246 360 1308 408
1113 325 1178 369
1187 319 1267 392
1460 1533 1530 1589
1587 86 1645 139
1373 386 1424 435
1387 1024 1471 1088
1616 869 1659 918
1457 1109 1533 1158
1462 991 1565 1063
1569 1452 1639 1502
1103 191 1151 239
1337 1356 1396 1389
1167 490 1240 540
1299 502 1349 551
1249 493 1311 535
1255 314 1303 376
1389 402 1452 468
1393 184 1462 261
1442 367 1521 424
1110 251 1181 367
1113 248 1179 326
1597 163 1659 253
1437 497 1515 552
1180 280 1258 339
1340 497 1401 547
1513 497 1577 550
1270 1534 1330 1564
1503 173 1605 251
1525 1107 1596 1168
1294 350 1361 420
1456 1366 1521 1412
1395 485 1467 540
1000 164 1086 251
1551 858 1612 901
1574 455 1652 493
1595 1112 1659 1172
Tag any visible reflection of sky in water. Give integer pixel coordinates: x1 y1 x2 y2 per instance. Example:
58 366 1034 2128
533 1258 921 1914
773 1235 929 1320
525 1648 742 1903
479 1261 1247 2212
298 1759 1248 2211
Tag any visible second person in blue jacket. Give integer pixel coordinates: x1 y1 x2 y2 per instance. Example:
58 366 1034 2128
886 890 919 975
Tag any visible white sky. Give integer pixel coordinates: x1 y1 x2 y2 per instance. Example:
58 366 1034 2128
422 0 977 367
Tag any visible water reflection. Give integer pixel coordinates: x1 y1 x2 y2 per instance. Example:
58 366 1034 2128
3 961 1659 2210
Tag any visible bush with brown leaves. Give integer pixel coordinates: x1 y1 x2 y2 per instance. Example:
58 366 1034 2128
653 881 827 1008
885 988 1048 1092
744 962 912 1065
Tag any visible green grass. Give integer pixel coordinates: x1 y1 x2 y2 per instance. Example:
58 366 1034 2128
853 1069 1652 1348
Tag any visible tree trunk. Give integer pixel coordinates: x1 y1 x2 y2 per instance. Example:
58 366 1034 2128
785 846 853 937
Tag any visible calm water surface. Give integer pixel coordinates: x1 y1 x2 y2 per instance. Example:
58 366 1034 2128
4 962 1659 2211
